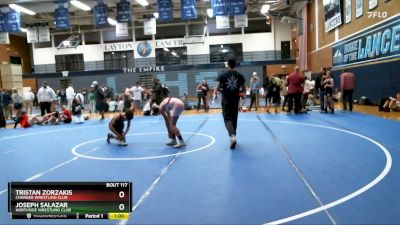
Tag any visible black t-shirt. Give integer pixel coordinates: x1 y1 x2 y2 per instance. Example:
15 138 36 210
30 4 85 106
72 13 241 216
152 83 163 105
95 87 105 104
217 70 245 100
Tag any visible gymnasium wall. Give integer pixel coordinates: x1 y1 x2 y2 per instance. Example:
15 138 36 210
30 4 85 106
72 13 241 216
33 61 295 98
0 35 32 74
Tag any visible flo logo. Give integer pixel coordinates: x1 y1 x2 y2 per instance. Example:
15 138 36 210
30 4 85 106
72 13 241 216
368 11 388 19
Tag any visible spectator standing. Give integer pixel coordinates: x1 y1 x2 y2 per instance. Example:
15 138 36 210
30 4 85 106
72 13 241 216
23 88 35 115
281 76 288 111
75 90 84 105
131 81 145 114
66 84 76 110
340 69 356 112
152 78 163 106
213 59 245 149
0 89 4 118
57 89 67 107
88 88 96 113
265 74 282 113
315 67 327 112
92 81 106 120
196 80 210 112
37 82 56 116
249 72 261 111
1 90 12 119
286 67 305 114
323 71 335 113
11 89 23 117
303 76 315 109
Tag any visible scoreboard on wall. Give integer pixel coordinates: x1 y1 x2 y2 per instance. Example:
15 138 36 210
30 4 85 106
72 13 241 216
8 182 132 220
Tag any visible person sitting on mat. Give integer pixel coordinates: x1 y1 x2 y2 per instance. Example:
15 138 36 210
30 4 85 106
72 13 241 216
107 109 134 146
14 111 54 128
159 97 186 148
60 106 72 124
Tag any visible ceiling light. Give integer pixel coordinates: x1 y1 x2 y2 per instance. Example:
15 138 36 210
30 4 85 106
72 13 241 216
153 12 159 19
220 44 223 48
20 28 27 32
136 0 149 7
171 51 177 56
163 48 169 52
9 4 36 15
70 0 91 11
107 18 117 26
264 0 277 3
207 8 213 18
261 4 270 14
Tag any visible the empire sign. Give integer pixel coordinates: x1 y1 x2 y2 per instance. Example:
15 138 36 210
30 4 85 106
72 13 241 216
332 16 400 67
123 66 165 73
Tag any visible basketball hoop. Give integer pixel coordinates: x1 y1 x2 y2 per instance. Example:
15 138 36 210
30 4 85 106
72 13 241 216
183 26 207 45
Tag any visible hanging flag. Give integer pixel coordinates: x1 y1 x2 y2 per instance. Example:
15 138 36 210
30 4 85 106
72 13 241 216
181 0 197 20
94 0 108 26
216 16 230 29
116 22 129 37
144 18 156 35
38 26 50 42
211 0 228 16
55 0 70 29
0 11 6 32
6 8 21 32
234 14 248 28
158 0 173 21
116 0 131 23
230 0 246 15
0 32 9 44
27 27 38 43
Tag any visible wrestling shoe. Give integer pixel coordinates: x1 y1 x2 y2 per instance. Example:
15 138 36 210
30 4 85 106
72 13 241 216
119 141 128 146
230 136 237 150
173 141 186 148
107 133 112 143
166 139 177 146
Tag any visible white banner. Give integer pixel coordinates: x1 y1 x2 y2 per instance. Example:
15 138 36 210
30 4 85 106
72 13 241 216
345 0 351 24
38 26 50 42
216 16 230 29
0 32 10 44
234 14 248 28
144 18 156 35
116 22 129 37
356 0 363 18
369 0 378 10
27 27 38 43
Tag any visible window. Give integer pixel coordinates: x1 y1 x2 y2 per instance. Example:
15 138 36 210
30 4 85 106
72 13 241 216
55 54 84 72
155 25 186 39
104 51 134 70
245 19 271 33
84 31 101 45
209 43 243 63
10 56 22 65
156 47 187 65
102 29 133 43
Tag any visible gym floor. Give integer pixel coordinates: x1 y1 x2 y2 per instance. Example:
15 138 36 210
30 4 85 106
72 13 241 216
0 108 400 224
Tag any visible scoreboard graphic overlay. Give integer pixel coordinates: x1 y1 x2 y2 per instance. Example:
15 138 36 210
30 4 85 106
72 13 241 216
8 182 132 220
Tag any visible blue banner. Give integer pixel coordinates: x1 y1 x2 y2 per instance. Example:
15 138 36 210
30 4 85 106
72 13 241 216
116 0 131 23
230 0 246 15
158 0 173 21
55 1 70 30
94 1 108 26
6 9 21 32
332 16 400 68
211 0 228 16
181 0 197 20
0 12 6 32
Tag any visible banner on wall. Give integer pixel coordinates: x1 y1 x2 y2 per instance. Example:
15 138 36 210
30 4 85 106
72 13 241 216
144 18 156 35
0 10 6 32
27 27 38 43
158 0 173 21
234 14 247 28
116 22 129 37
94 0 108 26
345 0 351 24
230 0 246 16
332 16 400 68
356 0 363 18
211 0 228 16
323 0 342 32
216 16 230 29
369 0 378 10
55 0 70 29
38 26 50 42
181 0 197 19
116 0 131 23
0 32 9 44
6 8 21 32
